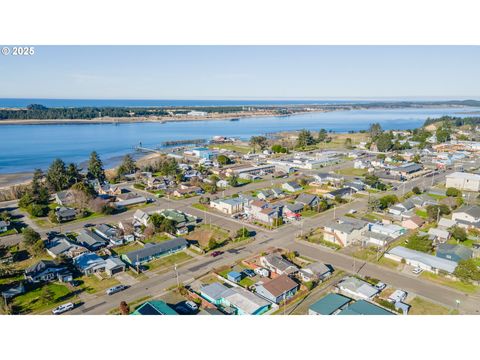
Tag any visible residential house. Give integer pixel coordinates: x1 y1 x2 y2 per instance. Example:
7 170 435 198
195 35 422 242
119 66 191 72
271 188 284 198
73 252 107 275
246 201 283 225
157 209 197 229
308 293 352 315
255 274 299 304
55 190 76 206
452 205 480 228
260 253 299 276
0 220 10 233
438 217 457 230
369 223 406 239
295 193 320 208
132 300 178 315
324 187 356 200
104 256 126 276
436 244 473 263
427 227 450 243
24 260 71 283
45 235 87 259
121 237 188 267
312 173 344 186
200 283 270 315
336 277 379 300
390 163 423 179
114 193 147 207
283 203 304 220
402 215 425 230
282 181 302 192
445 172 480 192
257 189 274 201
172 186 203 197
323 217 368 247
298 262 332 282
56 207 76 222
133 209 150 227
385 246 458 274
94 224 126 246
345 181 366 192
76 229 108 251
227 271 243 283
389 200 415 216
363 231 393 247
216 179 229 188
409 194 438 208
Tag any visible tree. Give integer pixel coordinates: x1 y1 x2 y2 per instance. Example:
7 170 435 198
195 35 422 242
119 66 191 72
207 237 217 251
32 239 46 255
46 158 69 192
119 301 130 315
426 204 451 221
236 228 250 238
317 128 328 142
369 123 382 140
296 129 315 148
436 125 451 143
412 186 422 195
454 259 480 282
66 163 83 186
378 194 398 209
405 234 433 253
22 227 41 247
117 154 137 177
217 154 231 165
446 187 462 197
344 137 353 149
249 136 268 152
375 133 393 152
87 151 106 182
271 144 287 153
412 154 421 163
450 226 467 242
228 174 239 187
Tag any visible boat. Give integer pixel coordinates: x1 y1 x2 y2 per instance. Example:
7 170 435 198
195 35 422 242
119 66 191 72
230 118 240 121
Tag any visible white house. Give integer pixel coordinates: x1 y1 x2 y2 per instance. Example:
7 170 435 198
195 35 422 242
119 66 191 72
452 205 480 228
385 246 457 274
210 197 246 214
133 209 150 227
323 217 369 247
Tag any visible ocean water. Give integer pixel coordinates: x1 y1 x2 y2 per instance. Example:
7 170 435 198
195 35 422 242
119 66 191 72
0 106 477 173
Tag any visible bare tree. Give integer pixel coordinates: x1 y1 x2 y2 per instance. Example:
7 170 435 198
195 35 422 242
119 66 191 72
119 301 130 315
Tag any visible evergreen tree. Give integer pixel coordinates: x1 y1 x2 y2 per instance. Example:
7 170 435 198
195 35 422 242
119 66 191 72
87 151 106 182
46 158 69 192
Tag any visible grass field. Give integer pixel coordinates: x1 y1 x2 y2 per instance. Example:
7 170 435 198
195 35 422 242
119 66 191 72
408 297 455 315
335 167 368 177
143 233 172 244
420 272 479 293
208 143 253 154
145 251 193 271
11 282 73 314
79 275 121 294
186 224 230 248
112 242 144 255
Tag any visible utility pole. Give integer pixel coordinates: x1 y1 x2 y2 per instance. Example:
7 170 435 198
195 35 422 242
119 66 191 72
174 263 179 287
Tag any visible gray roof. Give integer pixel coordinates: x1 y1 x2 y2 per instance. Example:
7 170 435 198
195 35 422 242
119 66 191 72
0 220 10 228
200 282 233 301
338 216 369 229
327 222 355 234
73 252 106 271
223 287 270 314
77 229 107 249
303 262 331 275
364 230 391 242
337 277 379 299
285 203 304 212
262 253 299 273
105 257 126 271
388 246 457 273
46 236 79 256
56 207 76 217
25 260 59 277
124 237 187 262
454 205 480 219
295 193 319 206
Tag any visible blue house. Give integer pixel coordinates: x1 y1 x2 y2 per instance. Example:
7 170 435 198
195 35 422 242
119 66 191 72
227 271 243 283
192 147 213 160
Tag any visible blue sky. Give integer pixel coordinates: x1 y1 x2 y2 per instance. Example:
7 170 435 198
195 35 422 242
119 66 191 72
0 46 479 99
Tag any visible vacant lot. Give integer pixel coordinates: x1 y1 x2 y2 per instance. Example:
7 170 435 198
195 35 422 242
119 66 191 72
409 296 455 315
336 167 368 177
186 224 230 248
78 274 121 294
145 251 193 271
143 233 172 244
112 242 144 255
11 282 74 314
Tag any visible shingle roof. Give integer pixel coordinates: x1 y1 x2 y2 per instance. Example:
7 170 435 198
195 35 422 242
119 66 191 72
295 193 318 205
259 274 298 298
124 237 187 262
455 205 480 219
25 260 59 277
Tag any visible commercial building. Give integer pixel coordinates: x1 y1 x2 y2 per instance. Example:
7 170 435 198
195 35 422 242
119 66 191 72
445 172 480 192
385 246 458 274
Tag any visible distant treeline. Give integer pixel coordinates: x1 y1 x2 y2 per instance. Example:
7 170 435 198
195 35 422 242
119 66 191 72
423 115 480 127
352 99 480 109
0 104 169 120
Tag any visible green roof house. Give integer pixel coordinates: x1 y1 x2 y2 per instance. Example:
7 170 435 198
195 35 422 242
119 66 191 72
308 293 352 315
132 300 178 315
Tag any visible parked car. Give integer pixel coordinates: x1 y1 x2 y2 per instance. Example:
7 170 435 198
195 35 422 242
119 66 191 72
242 269 256 278
185 301 198 312
348 209 357 214
412 267 423 275
83 223 94 228
211 251 223 257
375 282 386 290
52 302 74 315
106 285 129 295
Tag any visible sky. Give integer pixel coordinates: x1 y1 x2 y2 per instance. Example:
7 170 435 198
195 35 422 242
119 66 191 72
0 46 479 99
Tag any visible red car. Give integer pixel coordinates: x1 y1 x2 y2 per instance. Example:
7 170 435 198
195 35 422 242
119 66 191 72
211 251 223 257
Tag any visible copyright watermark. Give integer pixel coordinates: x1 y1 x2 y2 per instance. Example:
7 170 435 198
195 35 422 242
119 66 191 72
1 46 35 56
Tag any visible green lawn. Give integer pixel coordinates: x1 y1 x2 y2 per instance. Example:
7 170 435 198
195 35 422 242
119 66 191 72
192 203 210 211
143 233 172 244
78 275 121 294
145 251 192 271
239 277 255 288
11 282 73 314
112 242 144 255
420 272 479 293
301 209 318 217
446 238 477 248
0 228 17 237
208 143 252 154
415 209 428 219
408 297 455 315
335 167 368 177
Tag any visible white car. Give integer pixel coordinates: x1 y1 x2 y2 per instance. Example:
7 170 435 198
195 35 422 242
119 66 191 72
106 285 128 295
375 282 386 290
52 302 74 315
348 209 357 214
185 301 198 311
412 267 423 275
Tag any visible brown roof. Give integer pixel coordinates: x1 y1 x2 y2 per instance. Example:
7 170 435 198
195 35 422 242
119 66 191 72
407 215 425 226
261 274 298 297
250 200 267 208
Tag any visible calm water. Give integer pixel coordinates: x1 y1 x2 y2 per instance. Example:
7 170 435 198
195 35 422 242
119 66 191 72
0 107 477 173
